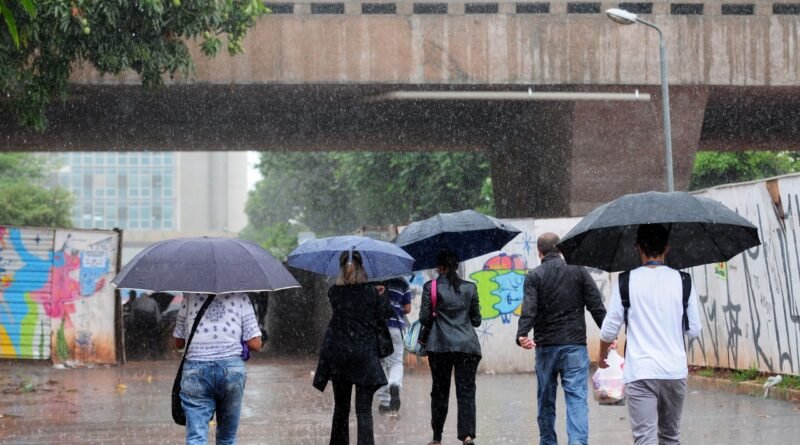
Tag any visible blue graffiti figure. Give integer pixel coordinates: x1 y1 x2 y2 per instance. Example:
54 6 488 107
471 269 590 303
491 272 526 323
79 251 109 297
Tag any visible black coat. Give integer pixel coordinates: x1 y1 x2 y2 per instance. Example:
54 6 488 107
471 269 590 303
419 277 482 357
313 283 392 392
515 253 606 346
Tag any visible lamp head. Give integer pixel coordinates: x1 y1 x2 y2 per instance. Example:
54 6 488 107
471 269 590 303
606 8 638 25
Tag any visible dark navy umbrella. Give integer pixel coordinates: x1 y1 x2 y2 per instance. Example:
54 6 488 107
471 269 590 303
557 191 761 272
287 235 414 280
393 210 522 270
111 237 300 294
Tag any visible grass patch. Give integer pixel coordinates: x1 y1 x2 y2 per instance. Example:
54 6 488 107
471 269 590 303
777 374 800 390
731 367 760 382
697 368 714 378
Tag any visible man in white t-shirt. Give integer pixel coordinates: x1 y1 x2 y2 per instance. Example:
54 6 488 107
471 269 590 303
598 224 701 445
174 293 262 445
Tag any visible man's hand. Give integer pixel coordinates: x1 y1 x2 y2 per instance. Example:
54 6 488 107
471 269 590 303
518 337 536 350
598 359 609 369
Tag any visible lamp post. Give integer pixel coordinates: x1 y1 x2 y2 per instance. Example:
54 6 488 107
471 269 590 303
606 8 674 192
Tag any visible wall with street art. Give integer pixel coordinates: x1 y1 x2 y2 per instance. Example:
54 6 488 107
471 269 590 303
405 174 800 375
0 227 120 364
687 174 800 376
405 218 613 374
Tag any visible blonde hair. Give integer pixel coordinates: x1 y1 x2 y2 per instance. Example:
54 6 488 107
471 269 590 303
336 250 368 285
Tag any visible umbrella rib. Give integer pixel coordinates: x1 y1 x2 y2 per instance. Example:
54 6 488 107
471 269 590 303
699 222 727 263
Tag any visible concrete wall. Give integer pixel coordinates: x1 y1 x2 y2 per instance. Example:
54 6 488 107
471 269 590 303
0 227 121 365
687 174 800 376
71 2 800 87
403 175 800 375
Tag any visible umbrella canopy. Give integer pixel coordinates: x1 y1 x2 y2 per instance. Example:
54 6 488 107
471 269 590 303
287 235 414 280
557 191 761 272
111 237 300 294
393 209 522 270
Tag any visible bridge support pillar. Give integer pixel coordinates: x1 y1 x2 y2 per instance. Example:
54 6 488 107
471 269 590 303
489 86 710 218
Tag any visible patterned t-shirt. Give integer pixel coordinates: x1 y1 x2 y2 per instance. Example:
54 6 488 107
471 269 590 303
173 293 260 361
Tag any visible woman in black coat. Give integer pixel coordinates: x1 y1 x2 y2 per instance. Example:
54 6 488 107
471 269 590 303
419 250 482 445
313 250 393 445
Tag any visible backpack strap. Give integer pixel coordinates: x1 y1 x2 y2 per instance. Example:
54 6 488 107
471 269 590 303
679 271 691 331
620 270 691 332
619 271 631 333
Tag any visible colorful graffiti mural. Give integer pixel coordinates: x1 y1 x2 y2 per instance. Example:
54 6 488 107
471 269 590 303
0 227 119 364
0 228 53 359
470 253 528 323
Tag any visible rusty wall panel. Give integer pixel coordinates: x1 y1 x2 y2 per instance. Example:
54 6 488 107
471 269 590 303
51 229 120 365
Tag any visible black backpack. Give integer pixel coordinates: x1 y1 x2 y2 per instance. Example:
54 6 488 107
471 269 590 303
619 270 692 333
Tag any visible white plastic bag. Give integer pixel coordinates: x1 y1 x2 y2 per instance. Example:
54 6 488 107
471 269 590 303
592 349 625 404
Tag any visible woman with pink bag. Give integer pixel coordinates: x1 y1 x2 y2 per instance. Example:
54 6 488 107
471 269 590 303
419 250 482 445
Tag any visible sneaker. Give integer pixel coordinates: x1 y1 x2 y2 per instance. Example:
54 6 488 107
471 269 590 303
389 385 400 411
378 404 392 413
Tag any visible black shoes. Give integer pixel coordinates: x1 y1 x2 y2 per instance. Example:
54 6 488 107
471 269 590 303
389 385 401 411
378 404 392 413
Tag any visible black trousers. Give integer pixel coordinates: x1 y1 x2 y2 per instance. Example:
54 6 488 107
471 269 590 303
427 351 481 442
330 380 378 445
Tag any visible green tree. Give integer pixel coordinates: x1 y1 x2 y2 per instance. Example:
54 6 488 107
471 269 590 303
689 151 800 190
0 0 268 131
242 152 494 258
0 153 73 227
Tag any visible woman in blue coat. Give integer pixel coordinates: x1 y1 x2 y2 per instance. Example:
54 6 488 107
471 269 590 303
313 250 393 445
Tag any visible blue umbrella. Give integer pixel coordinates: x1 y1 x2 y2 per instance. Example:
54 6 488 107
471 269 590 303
287 235 414 280
111 237 300 294
394 210 522 270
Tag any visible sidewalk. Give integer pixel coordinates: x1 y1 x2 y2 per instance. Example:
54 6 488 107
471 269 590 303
1 357 798 444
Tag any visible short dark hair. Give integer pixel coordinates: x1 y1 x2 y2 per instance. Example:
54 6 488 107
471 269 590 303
537 232 560 256
636 224 670 257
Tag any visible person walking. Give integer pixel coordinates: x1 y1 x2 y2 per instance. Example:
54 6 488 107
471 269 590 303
376 277 412 414
598 224 701 445
420 250 482 445
516 232 606 445
131 292 162 359
173 292 262 445
313 251 393 445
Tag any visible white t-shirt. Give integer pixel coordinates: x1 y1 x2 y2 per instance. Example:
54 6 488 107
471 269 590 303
599 266 702 383
174 293 261 361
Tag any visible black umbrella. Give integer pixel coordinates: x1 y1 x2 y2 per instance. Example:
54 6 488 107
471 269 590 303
111 237 300 293
394 210 522 270
557 191 761 272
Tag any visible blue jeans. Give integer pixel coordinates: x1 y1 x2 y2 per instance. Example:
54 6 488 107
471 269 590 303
180 358 247 445
535 345 590 445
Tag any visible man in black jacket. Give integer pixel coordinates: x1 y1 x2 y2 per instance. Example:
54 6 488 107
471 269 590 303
516 232 606 445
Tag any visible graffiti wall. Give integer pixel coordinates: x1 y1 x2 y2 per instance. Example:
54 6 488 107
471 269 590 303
405 175 800 375
687 175 800 376
0 228 55 359
405 218 613 374
0 227 120 364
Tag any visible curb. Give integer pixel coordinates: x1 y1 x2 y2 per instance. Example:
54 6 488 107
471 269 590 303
688 375 800 403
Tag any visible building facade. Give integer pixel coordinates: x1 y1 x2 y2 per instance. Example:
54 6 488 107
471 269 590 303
55 151 249 261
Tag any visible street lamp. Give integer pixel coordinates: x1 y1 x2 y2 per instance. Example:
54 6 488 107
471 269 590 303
606 8 674 192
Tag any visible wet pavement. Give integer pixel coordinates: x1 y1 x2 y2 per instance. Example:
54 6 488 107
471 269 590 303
1 357 799 444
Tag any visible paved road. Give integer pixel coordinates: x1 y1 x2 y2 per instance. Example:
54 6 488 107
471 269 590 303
1 357 798 444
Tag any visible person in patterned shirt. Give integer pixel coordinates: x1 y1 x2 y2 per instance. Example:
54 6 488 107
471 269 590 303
174 292 262 445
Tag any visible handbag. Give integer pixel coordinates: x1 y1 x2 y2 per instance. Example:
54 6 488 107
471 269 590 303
376 287 394 359
171 294 217 426
403 279 437 356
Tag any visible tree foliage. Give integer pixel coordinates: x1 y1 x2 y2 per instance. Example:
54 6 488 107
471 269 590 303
242 152 494 259
0 153 73 227
0 0 268 131
689 151 800 190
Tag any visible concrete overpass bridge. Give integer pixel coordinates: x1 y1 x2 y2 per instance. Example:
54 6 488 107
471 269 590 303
3 0 800 217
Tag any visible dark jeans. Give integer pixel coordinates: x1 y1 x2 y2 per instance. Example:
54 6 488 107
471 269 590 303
330 380 378 445
427 351 481 442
